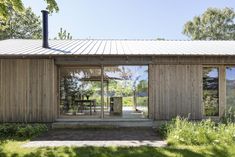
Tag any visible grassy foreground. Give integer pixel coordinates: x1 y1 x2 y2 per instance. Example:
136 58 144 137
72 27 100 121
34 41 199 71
1 119 235 157
0 140 235 157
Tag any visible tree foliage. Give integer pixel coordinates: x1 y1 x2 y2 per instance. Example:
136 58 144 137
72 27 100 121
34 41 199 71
43 0 59 13
183 8 235 40
0 8 42 40
55 27 72 40
0 0 58 24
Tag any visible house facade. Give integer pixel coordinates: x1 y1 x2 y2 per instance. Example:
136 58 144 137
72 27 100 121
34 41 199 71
1 40 235 123
0 11 235 124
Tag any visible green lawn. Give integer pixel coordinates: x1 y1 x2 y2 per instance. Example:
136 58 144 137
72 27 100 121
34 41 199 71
1 119 235 157
0 140 235 157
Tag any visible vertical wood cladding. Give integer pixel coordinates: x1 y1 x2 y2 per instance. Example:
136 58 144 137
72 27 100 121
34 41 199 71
0 59 56 122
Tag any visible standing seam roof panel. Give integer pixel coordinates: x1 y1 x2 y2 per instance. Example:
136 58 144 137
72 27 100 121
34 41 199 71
0 39 235 56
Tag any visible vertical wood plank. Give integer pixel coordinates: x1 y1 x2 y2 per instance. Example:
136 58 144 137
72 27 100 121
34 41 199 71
219 66 226 117
0 59 55 122
151 64 203 120
148 64 155 119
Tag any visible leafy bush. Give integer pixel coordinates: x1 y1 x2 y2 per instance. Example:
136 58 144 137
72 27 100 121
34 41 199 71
159 116 235 146
0 123 48 139
221 107 235 124
158 123 169 139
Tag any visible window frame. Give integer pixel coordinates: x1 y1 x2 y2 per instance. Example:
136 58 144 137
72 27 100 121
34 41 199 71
225 65 235 115
202 65 220 119
58 65 103 119
57 64 150 120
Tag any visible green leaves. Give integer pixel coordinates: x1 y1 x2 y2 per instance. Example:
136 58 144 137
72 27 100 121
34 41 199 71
0 0 24 22
183 8 235 40
44 0 59 13
0 4 7 22
0 0 58 25
0 7 42 40
163 116 235 146
55 27 73 40
0 123 48 139
10 0 24 12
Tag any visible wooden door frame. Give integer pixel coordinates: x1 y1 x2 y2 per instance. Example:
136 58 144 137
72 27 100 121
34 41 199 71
56 64 150 120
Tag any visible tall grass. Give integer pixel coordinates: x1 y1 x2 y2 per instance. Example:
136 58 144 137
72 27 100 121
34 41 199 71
159 116 235 146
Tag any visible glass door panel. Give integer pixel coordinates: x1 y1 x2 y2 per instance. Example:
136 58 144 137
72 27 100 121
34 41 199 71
103 66 148 119
203 67 219 116
226 67 235 117
59 67 101 118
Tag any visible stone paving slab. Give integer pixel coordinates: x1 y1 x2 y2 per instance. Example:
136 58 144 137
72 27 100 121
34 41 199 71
23 140 167 147
23 128 167 147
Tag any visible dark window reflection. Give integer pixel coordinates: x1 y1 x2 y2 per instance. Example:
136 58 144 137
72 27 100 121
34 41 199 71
203 67 219 116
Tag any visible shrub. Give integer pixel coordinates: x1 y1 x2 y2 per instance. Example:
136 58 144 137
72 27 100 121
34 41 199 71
221 107 235 124
0 123 48 139
159 116 235 146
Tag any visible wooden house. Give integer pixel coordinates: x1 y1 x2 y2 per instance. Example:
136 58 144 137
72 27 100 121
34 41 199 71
0 11 235 127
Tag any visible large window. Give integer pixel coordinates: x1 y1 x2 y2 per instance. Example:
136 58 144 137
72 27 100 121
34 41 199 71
59 65 149 119
203 67 219 116
60 67 101 118
103 66 148 119
226 67 235 114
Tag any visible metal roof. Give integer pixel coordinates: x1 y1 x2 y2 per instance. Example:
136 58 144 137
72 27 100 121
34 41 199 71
0 39 235 56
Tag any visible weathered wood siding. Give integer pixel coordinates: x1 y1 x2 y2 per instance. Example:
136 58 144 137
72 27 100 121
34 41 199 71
56 56 231 121
0 59 57 122
0 56 231 122
150 64 203 120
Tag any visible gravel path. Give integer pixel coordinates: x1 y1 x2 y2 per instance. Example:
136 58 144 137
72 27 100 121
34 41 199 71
23 128 167 147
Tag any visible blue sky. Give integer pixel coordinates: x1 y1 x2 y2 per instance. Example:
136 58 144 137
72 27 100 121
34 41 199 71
23 0 235 40
227 68 235 80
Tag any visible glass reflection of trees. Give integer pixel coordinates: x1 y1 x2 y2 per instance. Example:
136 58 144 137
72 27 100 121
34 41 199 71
226 67 235 121
59 66 148 118
203 67 219 116
104 66 148 109
60 68 101 116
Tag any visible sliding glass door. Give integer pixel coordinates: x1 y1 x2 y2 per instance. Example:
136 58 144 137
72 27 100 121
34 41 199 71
59 67 101 118
103 66 148 119
59 65 149 119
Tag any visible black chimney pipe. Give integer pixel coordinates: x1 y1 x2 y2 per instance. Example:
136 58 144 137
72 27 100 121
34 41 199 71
41 10 49 48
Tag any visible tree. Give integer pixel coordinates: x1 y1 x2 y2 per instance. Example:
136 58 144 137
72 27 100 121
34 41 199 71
183 8 235 40
0 0 58 24
54 28 73 40
0 8 42 40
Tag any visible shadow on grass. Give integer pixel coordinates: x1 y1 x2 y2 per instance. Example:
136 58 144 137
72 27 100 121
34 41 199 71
0 144 233 157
